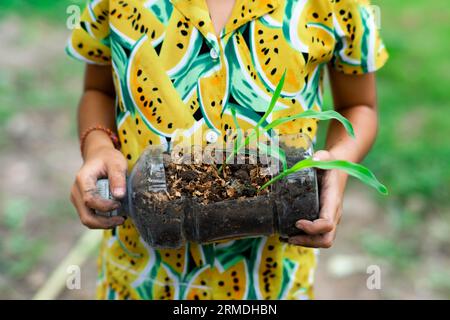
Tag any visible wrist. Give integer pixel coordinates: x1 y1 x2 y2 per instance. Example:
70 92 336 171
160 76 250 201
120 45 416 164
335 170 349 192
82 130 115 160
322 148 351 193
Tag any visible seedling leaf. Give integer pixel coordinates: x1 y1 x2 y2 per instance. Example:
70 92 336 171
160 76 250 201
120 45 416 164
260 158 388 195
265 110 355 138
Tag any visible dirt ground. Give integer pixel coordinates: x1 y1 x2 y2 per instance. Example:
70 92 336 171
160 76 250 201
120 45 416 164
0 16 448 300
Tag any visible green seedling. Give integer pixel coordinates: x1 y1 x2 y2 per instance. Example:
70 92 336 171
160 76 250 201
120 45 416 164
260 158 388 195
221 70 388 195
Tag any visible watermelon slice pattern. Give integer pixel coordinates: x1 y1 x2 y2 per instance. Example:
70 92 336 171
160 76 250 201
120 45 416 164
67 0 387 300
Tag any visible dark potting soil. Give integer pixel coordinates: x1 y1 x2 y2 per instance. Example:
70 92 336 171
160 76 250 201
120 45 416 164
164 161 272 205
130 151 319 248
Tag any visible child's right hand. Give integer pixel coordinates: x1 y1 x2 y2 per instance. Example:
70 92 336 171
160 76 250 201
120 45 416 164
70 138 127 229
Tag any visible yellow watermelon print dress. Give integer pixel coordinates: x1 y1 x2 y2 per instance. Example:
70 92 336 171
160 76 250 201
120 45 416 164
67 0 388 300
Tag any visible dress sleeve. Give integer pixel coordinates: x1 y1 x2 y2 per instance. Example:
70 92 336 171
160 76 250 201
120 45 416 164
331 0 388 74
65 0 111 65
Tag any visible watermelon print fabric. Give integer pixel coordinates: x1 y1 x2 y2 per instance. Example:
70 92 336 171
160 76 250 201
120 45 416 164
66 0 388 300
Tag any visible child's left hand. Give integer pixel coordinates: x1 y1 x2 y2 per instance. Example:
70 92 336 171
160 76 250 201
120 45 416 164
288 150 346 248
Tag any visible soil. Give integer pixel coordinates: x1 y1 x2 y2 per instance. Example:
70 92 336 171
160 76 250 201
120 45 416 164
275 173 320 239
131 154 274 248
164 161 271 205
130 151 319 248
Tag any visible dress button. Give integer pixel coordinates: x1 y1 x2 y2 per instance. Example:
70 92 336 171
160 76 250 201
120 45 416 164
205 130 219 143
210 47 219 60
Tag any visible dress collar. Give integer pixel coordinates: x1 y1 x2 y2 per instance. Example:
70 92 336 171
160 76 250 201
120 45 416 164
171 0 281 39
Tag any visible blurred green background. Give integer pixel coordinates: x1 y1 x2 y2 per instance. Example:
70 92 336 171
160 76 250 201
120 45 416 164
0 0 449 299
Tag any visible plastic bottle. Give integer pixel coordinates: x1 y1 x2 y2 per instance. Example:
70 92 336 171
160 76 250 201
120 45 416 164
96 134 319 248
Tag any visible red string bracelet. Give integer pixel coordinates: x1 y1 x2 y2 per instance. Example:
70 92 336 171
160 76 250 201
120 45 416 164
80 125 121 156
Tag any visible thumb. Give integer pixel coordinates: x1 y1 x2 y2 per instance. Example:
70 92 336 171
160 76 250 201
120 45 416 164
105 157 127 199
313 150 333 162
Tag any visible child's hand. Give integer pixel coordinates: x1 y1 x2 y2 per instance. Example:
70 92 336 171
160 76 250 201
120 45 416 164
288 150 345 248
70 140 127 229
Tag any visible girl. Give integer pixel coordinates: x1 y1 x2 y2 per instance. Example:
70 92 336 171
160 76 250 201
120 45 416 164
68 0 387 299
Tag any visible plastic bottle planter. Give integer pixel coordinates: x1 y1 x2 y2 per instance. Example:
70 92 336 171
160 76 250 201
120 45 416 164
96 134 320 249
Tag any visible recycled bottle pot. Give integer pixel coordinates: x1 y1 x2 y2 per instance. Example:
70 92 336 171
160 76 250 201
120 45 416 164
96 134 320 249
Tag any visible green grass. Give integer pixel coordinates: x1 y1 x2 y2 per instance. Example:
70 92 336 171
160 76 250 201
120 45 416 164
0 0 86 22
0 51 83 128
0 198 48 277
366 0 450 205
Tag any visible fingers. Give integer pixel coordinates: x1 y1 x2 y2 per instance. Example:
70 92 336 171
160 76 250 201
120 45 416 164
71 185 124 229
295 170 340 234
292 149 342 248
296 218 334 235
313 150 333 161
288 232 335 249
105 156 127 199
292 203 342 248
76 166 121 212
